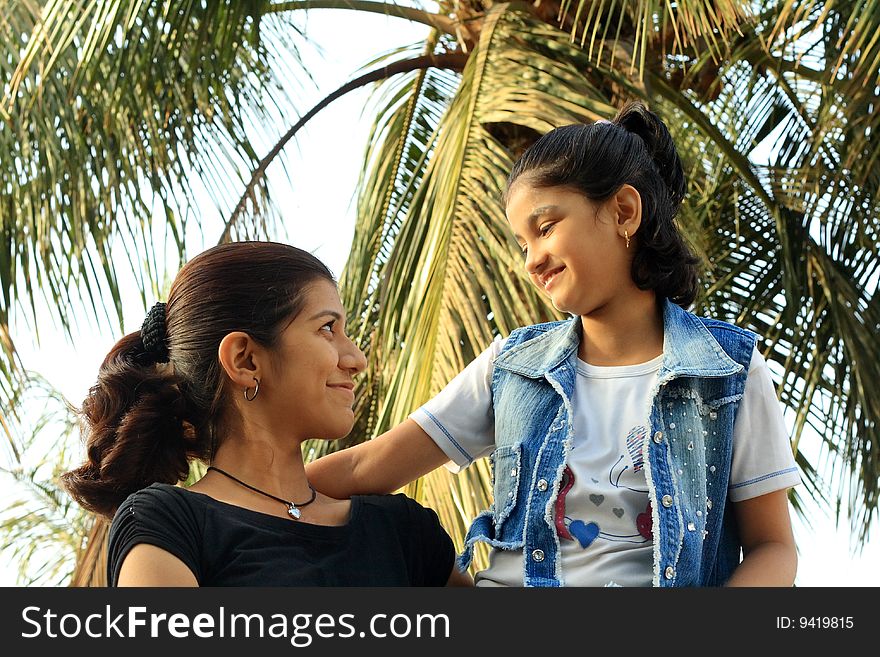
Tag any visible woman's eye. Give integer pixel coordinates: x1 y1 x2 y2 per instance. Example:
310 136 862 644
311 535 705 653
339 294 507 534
519 244 528 255
321 321 335 333
538 223 554 236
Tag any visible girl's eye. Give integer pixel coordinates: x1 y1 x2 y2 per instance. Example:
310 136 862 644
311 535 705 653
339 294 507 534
538 223 554 236
321 320 335 333
519 244 528 255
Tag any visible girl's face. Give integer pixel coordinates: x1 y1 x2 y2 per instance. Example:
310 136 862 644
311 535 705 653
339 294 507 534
506 180 636 317
266 279 367 441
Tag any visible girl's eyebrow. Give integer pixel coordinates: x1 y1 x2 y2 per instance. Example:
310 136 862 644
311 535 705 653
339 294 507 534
513 205 558 241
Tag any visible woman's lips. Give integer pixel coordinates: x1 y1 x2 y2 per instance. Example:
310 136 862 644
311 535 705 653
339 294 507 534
328 383 355 400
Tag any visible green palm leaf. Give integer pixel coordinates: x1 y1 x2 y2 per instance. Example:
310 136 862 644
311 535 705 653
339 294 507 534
0 0 304 425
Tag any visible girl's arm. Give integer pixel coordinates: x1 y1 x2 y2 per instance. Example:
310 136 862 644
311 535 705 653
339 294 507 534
116 544 199 586
446 565 474 586
307 419 451 498
725 489 797 586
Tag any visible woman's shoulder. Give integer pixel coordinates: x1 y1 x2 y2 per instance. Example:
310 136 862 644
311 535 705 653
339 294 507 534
107 483 206 586
353 494 454 581
353 493 444 528
110 482 206 535
354 492 426 513
115 481 196 508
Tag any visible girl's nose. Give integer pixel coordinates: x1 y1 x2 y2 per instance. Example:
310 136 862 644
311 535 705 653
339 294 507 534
524 244 546 276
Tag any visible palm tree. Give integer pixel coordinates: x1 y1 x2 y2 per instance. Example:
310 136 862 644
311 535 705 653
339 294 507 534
0 374 93 585
2 1 878 584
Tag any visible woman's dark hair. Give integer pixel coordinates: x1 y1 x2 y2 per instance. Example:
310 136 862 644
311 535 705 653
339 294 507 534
61 241 335 518
505 100 700 307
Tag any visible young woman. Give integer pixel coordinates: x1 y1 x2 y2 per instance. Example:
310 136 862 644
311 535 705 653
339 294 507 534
63 241 471 587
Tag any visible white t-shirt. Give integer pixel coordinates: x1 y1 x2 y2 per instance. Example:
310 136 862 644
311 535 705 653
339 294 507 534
410 338 801 587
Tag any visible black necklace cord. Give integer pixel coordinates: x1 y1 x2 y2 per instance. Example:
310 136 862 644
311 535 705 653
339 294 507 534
206 466 317 520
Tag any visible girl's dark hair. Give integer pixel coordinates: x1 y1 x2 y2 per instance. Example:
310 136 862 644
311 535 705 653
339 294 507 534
505 100 700 307
61 241 335 518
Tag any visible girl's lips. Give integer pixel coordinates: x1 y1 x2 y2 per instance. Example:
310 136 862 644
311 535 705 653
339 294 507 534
541 267 565 290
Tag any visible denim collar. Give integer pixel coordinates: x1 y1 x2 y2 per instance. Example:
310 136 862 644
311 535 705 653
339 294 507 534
494 298 744 379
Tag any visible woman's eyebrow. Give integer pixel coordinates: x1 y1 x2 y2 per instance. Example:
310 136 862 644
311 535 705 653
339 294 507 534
308 310 344 322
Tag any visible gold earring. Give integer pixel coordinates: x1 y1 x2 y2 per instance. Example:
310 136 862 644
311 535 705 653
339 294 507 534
624 230 630 249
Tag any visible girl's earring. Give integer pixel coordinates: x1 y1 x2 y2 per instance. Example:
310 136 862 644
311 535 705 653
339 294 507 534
624 230 631 249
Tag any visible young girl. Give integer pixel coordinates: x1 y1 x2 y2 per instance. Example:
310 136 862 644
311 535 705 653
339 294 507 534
307 101 801 587
62 241 471 587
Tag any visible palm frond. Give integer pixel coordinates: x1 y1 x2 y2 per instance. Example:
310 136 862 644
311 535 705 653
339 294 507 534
0 373 89 585
0 0 304 418
332 6 641 568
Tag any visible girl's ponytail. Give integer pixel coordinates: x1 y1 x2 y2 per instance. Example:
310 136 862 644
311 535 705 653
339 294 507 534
614 101 686 209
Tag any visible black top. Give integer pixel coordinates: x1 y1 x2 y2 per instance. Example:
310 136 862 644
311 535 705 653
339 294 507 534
108 483 454 587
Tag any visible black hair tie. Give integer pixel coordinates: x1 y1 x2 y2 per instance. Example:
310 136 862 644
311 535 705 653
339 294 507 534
140 302 170 364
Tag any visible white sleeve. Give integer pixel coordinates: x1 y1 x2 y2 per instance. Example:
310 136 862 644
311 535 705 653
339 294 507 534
728 346 802 502
408 338 504 473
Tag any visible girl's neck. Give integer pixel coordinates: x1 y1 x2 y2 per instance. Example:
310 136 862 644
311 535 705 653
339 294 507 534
577 292 664 366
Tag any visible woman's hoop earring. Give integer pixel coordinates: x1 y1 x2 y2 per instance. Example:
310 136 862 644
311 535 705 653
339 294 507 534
624 230 631 249
244 377 260 401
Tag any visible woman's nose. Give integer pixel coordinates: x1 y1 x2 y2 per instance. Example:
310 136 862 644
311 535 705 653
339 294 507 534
341 337 367 374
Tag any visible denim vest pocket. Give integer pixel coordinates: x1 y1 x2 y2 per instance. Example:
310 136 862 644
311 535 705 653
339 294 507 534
491 443 522 528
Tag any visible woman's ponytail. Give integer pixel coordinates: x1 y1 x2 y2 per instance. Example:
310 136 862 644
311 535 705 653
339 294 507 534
61 331 203 519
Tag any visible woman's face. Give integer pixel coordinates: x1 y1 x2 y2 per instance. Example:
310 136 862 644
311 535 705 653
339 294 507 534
505 180 635 316
266 279 367 441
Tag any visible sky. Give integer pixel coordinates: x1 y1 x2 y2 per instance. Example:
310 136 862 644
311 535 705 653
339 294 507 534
5 7 878 586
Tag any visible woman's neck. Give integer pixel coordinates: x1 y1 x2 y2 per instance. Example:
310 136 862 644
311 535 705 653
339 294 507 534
209 434 313 504
578 291 664 366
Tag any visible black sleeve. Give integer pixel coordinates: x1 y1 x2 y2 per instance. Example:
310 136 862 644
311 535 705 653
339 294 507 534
395 494 456 586
106 484 204 586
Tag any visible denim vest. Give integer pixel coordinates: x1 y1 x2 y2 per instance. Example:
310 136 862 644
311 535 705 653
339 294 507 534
459 299 756 587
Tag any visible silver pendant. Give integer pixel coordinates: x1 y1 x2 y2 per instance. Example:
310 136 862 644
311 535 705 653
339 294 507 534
287 504 301 520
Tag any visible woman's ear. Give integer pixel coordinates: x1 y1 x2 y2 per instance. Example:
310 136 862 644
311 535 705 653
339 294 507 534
218 331 261 389
613 183 642 238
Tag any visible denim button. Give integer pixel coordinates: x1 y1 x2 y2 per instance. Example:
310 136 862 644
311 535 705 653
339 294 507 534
653 431 663 443
664 566 675 580
510 468 516 477
661 495 673 508
531 549 545 562
669 422 676 429
507 491 514 497
537 478 548 492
